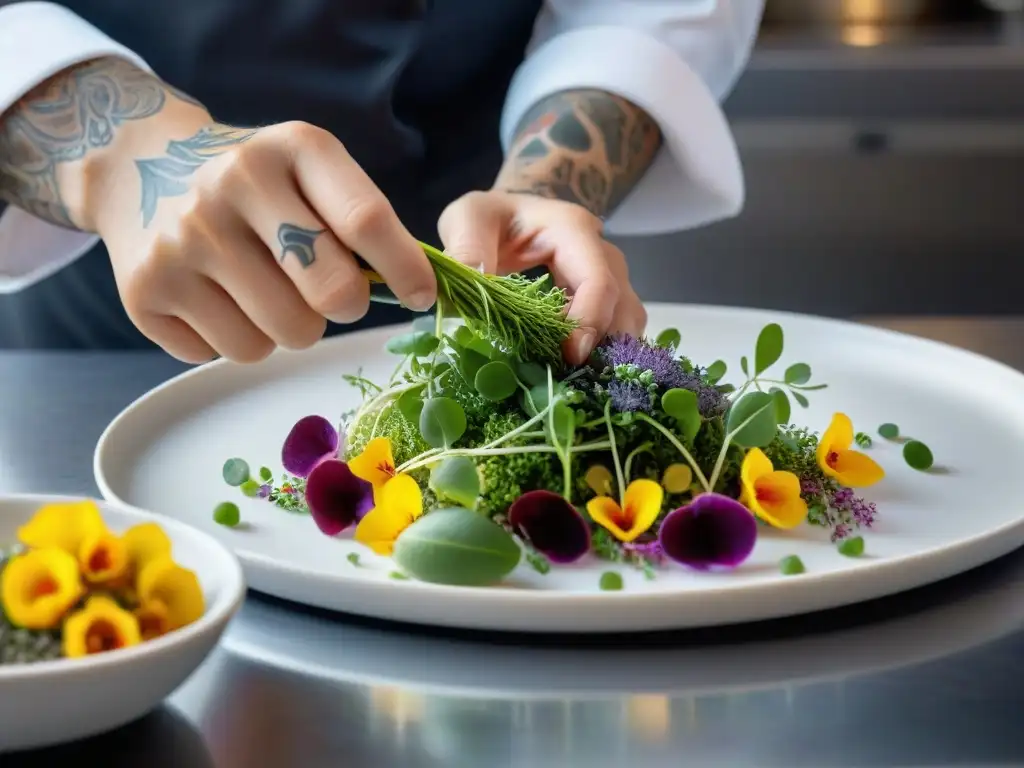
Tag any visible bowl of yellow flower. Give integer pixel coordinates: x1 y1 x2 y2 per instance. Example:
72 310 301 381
0 494 245 753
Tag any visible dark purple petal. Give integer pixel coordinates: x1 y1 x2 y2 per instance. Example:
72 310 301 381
282 415 339 477
304 460 374 536
508 490 590 564
658 493 757 570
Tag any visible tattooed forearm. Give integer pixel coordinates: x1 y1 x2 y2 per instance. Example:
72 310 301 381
495 90 662 217
0 57 204 229
136 125 255 226
277 223 323 268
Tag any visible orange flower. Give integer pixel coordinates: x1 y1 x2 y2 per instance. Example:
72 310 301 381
17 500 105 555
348 437 397 501
134 599 172 641
817 413 885 488
78 530 130 586
739 448 807 529
0 548 84 629
586 479 663 543
63 596 141 658
354 473 423 556
137 556 205 631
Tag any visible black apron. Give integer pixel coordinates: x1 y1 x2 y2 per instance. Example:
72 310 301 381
0 0 543 348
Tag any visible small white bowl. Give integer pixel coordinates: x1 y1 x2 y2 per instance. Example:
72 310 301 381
0 494 245 753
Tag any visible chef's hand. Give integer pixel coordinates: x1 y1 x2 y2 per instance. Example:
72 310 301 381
438 190 647 365
90 106 435 364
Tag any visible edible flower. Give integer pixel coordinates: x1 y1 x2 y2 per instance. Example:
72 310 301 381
282 415 340 477
658 493 758 570
17 500 105 556
1 548 84 629
349 437 398 500
304 459 375 535
354 473 423 556
584 465 614 496
661 464 693 494
123 522 173 574
134 599 172 641
586 479 663 543
137 555 206 631
508 490 591 564
739 448 808 529
63 596 141 658
78 529 130 585
817 413 885 488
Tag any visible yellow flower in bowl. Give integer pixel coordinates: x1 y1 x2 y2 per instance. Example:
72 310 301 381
136 555 205 632
62 595 142 657
0 548 83 630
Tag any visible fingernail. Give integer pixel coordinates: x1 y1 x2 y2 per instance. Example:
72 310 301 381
574 328 596 362
407 289 436 312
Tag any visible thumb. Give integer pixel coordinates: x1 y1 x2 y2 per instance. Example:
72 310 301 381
437 192 505 274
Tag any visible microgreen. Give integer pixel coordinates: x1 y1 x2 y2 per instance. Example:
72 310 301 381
724 323 828 413
779 555 805 575
655 327 681 350
222 458 250 487
599 571 624 591
240 480 261 498
213 502 241 528
838 535 865 557
855 432 872 448
878 423 900 439
429 456 481 509
474 360 518 402
903 440 934 471
385 331 439 357
259 466 273 482
346 552 361 567
705 360 727 383
419 397 467 449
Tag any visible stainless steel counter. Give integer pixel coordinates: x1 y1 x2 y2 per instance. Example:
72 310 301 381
3 317 1024 767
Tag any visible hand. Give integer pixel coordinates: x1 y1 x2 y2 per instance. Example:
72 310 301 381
438 190 647 365
92 115 436 363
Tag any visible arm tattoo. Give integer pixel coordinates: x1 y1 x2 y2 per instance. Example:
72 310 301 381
135 125 255 226
278 223 323 269
0 57 201 229
497 90 662 217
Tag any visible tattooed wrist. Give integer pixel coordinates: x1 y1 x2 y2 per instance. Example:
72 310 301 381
495 89 662 217
0 57 206 230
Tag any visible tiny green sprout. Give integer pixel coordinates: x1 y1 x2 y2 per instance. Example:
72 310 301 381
259 466 273 482
526 551 551 575
389 571 410 580
240 479 261 498
213 502 241 528
838 536 865 558
903 440 934 471
599 571 624 591
779 555 805 575
855 432 872 448
222 458 250 486
346 552 361 567
878 423 900 440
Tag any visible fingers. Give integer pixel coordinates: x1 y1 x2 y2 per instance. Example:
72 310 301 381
437 191 504 274
139 315 217 364
278 123 436 310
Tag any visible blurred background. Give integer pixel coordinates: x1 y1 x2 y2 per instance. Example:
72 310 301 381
618 0 1024 317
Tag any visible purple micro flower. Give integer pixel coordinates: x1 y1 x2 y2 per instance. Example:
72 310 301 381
257 484 272 499
304 459 374 536
282 415 340 478
658 493 758 570
607 379 653 413
828 485 877 529
800 477 824 496
623 538 665 564
508 490 591 564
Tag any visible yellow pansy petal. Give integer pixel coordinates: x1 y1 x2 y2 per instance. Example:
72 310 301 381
378 473 423 521
17 500 106 555
621 479 664 541
585 496 632 541
78 530 130 585
740 447 774 487
354 507 410 556
1 548 84 630
63 595 141 658
661 464 693 494
348 437 397 494
135 599 171 641
584 465 614 496
123 523 172 573
137 556 206 631
751 471 808 528
817 412 856 471
831 449 885 488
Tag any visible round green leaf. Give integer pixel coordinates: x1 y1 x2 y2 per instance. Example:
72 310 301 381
213 502 240 528
791 391 810 409
456 347 489 386
878 422 900 439
770 387 791 425
392 507 522 586
725 392 778 448
705 360 727 383
515 361 547 388
412 314 437 332
547 402 575 447
661 388 701 441
453 326 495 359
784 362 811 385
419 397 467 448
903 440 934 471
740 356 749 376
838 536 865 558
259 466 273 482
474 360 517 402
240 479 261 498
385 330 438 357
655 328 681 350
523 383 563 416
222 458 250 487
429 456 481 509
754 323 784 375
599 571 623 591
397 388 424 425
779 555 805 575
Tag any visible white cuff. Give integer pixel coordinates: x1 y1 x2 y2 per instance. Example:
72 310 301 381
500 26 744 236
0 2 150 293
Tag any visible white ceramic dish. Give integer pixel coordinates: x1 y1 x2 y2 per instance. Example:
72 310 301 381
0 494 245 753
94 303 1024 633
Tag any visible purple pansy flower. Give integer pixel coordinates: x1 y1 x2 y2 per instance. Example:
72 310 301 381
282 415 340 477
508 490 591 564
659 493 757 570
304 459 374 536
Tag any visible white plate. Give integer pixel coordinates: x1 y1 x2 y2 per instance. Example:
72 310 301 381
0 494 245 753
94 303 1024 633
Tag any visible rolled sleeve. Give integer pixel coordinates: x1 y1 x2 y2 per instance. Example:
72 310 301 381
0 2 151 293
500 1 764 236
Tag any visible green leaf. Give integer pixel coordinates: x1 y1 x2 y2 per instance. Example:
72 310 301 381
213 502 240 528
705 360 727 383
903 440 934 471
779 555 805 575
240 479 261 498
453 326 495 359
791 391 809 409
547 402 576 448
429 456 481 509
655 328 681 350
222 458 250 487
385 331 438 357
346 552 361 566
412 314 437 333
396 388 424 425
523 383 563 416
770 387 791 425
838 536 865 558
740 356 749 376
717 383 736 395
878 423 900 439
797 383 828 391
456 347 489 385
661 388 701 442
474 360 517 402
599 571 624 591
515 361 548 388
754 323 784 375
258 466 273 482
419 397 467 448
392 507 522 586
725 392 778 447
784 362 811 385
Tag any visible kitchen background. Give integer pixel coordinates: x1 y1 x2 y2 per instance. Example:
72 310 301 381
619 0 1024 317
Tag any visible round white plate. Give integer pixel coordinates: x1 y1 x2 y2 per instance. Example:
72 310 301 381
0 494 245 753
94 303 1024 633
